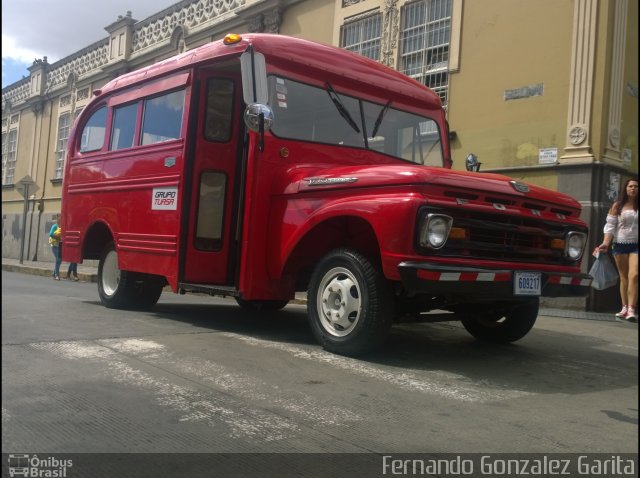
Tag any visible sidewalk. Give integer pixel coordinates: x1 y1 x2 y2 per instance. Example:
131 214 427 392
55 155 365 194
2 257 99 283
2 257 618 322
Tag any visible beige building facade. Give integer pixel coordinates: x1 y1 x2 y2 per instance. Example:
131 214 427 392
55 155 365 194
2 0 637 310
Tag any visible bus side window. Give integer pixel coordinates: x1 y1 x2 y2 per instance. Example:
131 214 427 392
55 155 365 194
141 89 186 145
110 103 138 150
195 171 226 251
204 78 234 142
79 106 108 153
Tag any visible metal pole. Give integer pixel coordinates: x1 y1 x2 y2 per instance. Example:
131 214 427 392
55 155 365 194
19 184 30 264
27 197 36 260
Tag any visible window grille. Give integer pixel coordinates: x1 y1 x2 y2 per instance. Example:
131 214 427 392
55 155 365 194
55 113 71 179
399 0 452 108
341 13 382 61
1 133 5 184
2 129 18 185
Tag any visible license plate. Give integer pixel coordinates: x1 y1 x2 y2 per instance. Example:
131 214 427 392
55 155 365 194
514 272 541 296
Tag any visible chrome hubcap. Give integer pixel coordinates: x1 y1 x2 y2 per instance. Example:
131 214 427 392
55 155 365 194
317 267 361 337
102 249 121 297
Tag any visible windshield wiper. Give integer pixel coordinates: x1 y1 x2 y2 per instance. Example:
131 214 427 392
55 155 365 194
325 82 360 133
371 100 392 137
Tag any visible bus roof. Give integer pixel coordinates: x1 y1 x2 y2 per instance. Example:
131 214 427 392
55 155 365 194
96 34 442 110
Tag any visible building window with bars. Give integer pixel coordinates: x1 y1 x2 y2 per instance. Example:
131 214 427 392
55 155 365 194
2 129 18 185
54 113 72 180
341 13 382 61
399 0 452 108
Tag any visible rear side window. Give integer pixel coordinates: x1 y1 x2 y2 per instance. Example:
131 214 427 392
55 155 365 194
110 103 138 150
79 107 107 152
141 89 185 145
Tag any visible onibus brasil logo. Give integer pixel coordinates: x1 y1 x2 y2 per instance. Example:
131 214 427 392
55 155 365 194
8 454 73 477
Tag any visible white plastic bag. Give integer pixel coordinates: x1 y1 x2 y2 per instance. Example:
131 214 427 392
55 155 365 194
588 252 618 290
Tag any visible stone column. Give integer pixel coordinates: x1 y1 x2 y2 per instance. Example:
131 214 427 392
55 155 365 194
602 0 627 164
560 0 598 163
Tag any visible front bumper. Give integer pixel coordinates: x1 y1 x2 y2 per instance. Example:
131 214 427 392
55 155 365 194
398 262 592 299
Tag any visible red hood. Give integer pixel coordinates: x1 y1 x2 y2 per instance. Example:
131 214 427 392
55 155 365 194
279 164 581 210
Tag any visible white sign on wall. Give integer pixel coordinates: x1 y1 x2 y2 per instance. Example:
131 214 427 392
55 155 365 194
152 187 178 210
538 148 557 164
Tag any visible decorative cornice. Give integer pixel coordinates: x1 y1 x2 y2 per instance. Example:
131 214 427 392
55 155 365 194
247 14 264 32
264 7 283 33
105 11 137 33
46 43 110 92
131 0 246 54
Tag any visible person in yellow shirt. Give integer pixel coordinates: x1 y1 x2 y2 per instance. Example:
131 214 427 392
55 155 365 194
49 216 62 280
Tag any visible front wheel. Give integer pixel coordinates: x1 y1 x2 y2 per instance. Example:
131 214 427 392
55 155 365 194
460 299 539 343
98 243 164 310
307 249 394 356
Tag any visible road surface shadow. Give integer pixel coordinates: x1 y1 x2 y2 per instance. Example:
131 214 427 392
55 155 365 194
143 296 637 397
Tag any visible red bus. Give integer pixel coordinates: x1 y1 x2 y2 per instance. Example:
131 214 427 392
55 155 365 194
62 33 591 356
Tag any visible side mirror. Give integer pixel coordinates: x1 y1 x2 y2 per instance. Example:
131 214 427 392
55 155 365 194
465 153 481 172
244 104 274 132
244 103 274 152
240 50 268 105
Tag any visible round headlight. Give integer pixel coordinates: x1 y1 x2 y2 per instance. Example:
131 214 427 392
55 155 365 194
565 232 586 260
425 214 453 249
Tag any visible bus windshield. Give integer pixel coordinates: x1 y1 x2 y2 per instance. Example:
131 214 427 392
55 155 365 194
267 76 443 167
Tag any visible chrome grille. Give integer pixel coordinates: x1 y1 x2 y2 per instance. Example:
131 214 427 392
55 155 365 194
420 208 586 265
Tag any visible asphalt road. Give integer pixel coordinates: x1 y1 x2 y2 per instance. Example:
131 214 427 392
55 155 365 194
2 270 638 476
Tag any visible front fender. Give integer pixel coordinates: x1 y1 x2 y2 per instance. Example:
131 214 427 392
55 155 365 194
268 190 421 280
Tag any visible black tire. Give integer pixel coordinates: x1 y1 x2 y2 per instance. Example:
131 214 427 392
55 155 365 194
129 273 164 310
307 249 394 356
460 299 539 343
235 297 289 312
97 243 163 310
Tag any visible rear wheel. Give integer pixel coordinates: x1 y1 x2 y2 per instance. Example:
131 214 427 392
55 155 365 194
235 298 289 312
307 249 394 356
98 243 163 310
460 299 539 343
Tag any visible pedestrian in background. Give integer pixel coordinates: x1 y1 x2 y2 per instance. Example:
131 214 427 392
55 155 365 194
66 261 79 281
49 215 62 280
596 177 638 322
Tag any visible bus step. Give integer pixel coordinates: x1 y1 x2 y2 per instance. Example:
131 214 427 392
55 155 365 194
178 282 239 297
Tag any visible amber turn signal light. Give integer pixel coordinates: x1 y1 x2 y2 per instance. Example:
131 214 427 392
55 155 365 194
449 227 467 240
223 34 242 45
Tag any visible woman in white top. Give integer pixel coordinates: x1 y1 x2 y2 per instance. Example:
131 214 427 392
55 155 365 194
597 177 638 322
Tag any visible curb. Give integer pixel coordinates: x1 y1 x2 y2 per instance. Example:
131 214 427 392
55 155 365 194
2 262 626 322
2 262 302 302
2 263 97 283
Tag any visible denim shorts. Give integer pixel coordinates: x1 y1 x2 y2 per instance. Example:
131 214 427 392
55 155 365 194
612 242 638 255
